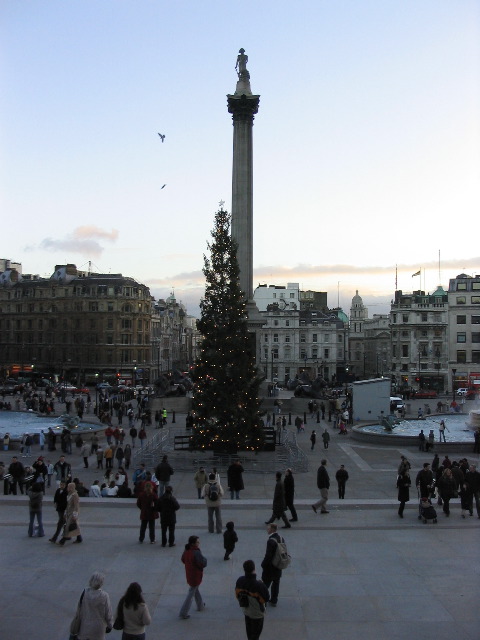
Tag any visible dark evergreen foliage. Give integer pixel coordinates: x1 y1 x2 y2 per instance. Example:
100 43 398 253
190 207 264 452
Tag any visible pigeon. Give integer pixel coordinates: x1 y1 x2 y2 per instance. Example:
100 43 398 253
158 133 165 142
161 184 166 189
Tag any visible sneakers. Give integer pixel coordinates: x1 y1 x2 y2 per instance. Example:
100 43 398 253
311 505 317 514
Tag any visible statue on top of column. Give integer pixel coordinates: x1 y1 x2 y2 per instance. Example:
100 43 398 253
235 48 249 79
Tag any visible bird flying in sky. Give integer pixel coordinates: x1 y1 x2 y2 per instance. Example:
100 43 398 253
158 133 165 142
161 184 166 189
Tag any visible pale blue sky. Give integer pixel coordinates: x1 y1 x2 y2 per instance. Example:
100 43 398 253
1 0 479 315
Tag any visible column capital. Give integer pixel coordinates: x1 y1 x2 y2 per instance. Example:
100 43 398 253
227 94 260 122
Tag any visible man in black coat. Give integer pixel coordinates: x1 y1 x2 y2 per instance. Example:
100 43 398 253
236 559 270 640
227 460 245 500
260 524 284 607
312 459 330 514
265 472 290 528
283 469 297 522
157 485 180 547
415 462 434 498
335 464 349 499
155 455 174 497
8 456 25 495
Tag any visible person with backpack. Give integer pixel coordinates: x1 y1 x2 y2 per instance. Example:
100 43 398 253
202 472 224 534
261 523 287 607
235 559 270 640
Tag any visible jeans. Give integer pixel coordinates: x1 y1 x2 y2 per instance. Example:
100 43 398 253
28 511 44 537
230 489 240 499
207 506 222 533
122 633 145 640
158 481 168 497
179 585 204 617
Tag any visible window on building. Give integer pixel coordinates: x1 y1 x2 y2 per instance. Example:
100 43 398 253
401 364 408 371
392 314 397 323
285 334 290 343
285 320 290 327
312 348 318 358
300 333 306 343
122 319 132 329
402 345 409 357
122 304 132 312
89 302 98 312
273 333 279 343
421 362 428 370
420 344 428 356
402 314 409 322
472 316 480 324
312 334 317 343
274 320 279 326
457 332 466 343
300 350 306 359
472 296 480 304
457 315 466 324
421 313 428 322
284 348 291 360
472 282 480 290
90 319 96 329
456 350 467 363
272 348 278 359
107 335 113 344
264 348 268 359
472 332 480 343
108 302 114 312
137 334 142 344
107 319 114 330
324 348 329 359
456 282 467 290
324 335 329 342
472 351 480 363
402 331 409 337
456 296 466 305
392 344 397 357
264 334 268 342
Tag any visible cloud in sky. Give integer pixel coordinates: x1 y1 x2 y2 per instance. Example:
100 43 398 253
27 226 119 258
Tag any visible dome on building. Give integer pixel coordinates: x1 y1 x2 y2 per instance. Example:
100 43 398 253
351 290 363 306
432 285 446 297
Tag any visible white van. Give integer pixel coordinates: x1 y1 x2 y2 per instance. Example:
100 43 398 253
390 396 405 410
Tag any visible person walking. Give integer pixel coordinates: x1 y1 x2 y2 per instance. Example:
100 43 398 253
53 455 71 487
155 455 174 497
157 485 180 547
265 471 290 528
49 480 68 543
312 459 330 514
193 466 208 499
321 429 330 449
57 482 82 545
8 456 25 495
235 559 270 640
396 470 411 518
179 535 207 619
260 523 285 607
27 481 45 537
438 419 447 442
464 464 480 518
437 468 457 517
115 582 151 640
283 468 298 522
75 572 113 640
202 472 224 534
335 464 349 499
310 430 316 450
223 521 238 561
227 460 245 499
80 442 90 469
136 481 158 544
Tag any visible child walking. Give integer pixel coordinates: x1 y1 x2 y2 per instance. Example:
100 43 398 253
223 521 238 561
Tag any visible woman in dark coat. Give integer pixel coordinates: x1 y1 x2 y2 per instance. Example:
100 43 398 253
284 468 298 522
136 482 158 543
396 470 411 518
227 461 244 500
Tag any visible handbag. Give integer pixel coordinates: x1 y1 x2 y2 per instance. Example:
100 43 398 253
113 602 124 630
69 590 85 638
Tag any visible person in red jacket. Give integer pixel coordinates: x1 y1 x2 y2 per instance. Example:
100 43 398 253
179 535 207 619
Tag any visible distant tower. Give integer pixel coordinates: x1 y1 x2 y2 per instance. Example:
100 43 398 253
227 48 260 302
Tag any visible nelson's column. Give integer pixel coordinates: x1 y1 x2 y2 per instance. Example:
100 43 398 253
227 49 264 361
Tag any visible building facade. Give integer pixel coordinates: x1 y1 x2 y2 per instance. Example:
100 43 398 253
389 287 449 393
447 272 480 390
0 262 195 384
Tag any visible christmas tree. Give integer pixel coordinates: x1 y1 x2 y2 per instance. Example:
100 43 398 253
190 206 264 452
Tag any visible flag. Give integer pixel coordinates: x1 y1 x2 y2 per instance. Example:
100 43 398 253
412 270 421 277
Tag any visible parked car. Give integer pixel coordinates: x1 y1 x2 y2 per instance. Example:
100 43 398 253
96 382 113 390
390 396 405 410
456 388 469 396
413 390 438 399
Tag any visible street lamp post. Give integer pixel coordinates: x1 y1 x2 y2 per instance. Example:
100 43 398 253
452 368 457 404
133 359 137 388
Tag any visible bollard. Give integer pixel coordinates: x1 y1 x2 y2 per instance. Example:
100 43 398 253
288 412 292 426
172 411 176 424
316 410 320 423
303 411 307 425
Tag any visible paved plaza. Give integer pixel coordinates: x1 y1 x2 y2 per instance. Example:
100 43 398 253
1 399 479 640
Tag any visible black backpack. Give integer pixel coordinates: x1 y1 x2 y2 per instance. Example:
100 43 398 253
208 483 219 502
